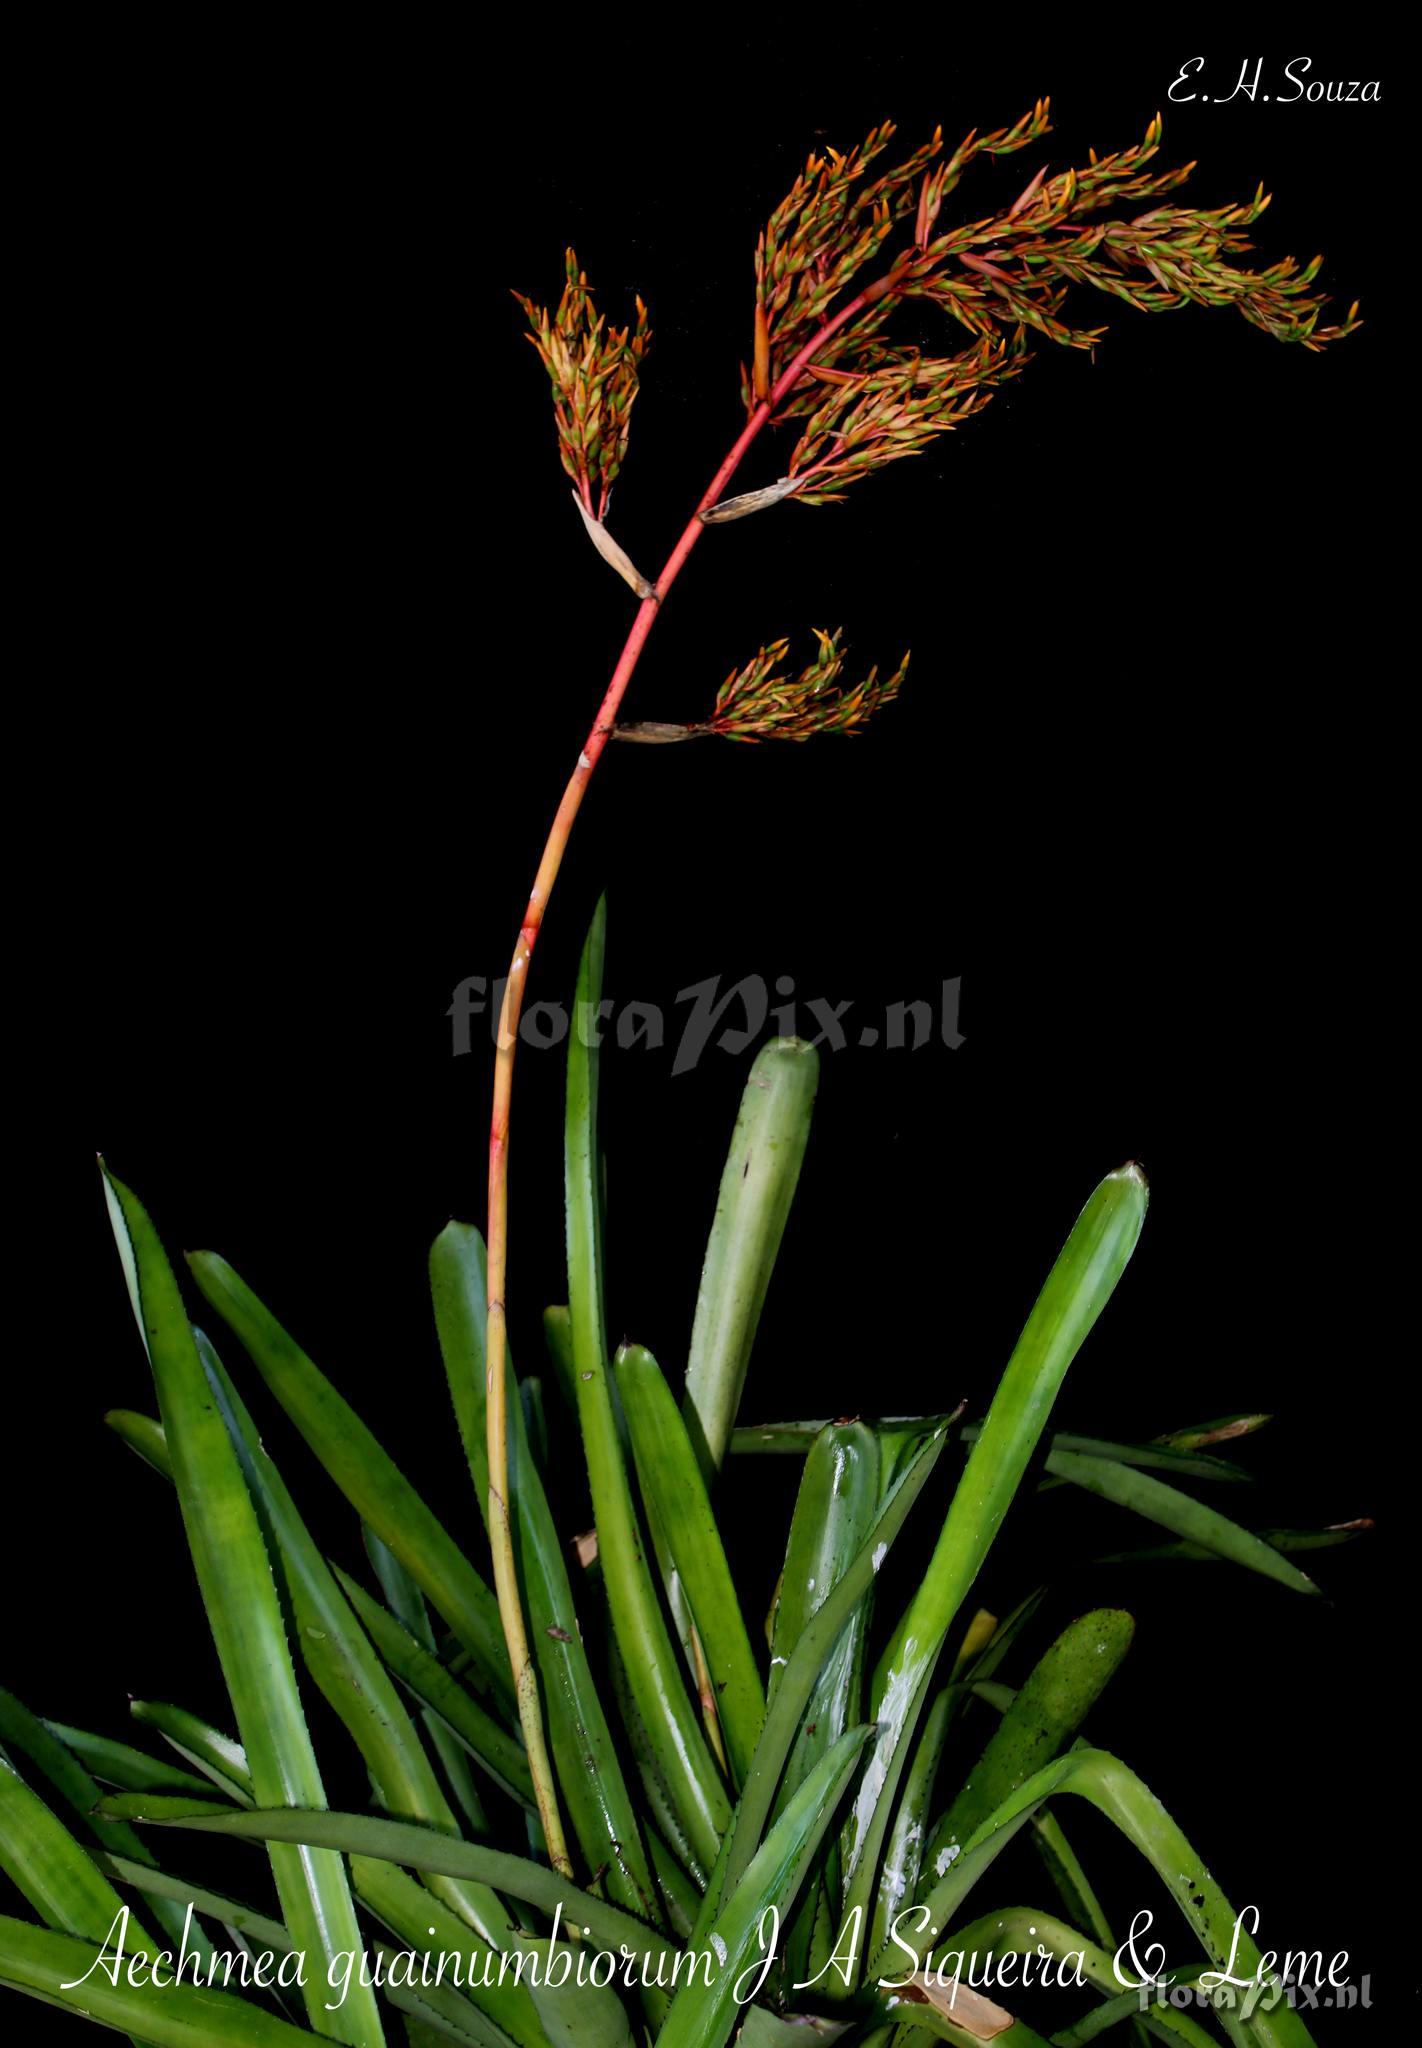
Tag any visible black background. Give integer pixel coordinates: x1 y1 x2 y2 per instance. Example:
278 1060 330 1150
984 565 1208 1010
17 29 1407 2040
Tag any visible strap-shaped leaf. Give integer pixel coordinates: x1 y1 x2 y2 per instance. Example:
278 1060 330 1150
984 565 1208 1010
617 1342 765 1787
42 1722 212 1801
104 1407 174 1478
1047 1451 1320 1594
565 900 730 1873
362 1531 493 1839
0 1915 315 2048
902 1610 1132 1972
767 1420 879 1990
191 1333 536 1998
129 1701 253 1805
732 1420 1242 1486
198 1335 493 1821
872 1682 954 1964
711 1425 949 1923
186 1244 511 1710
97 1796 683 1975
0 1750 159 2035
837 1166 1148 1973
351 1855 554 2048
0 1687 209 1968
104 1844 548 2048
913 1749 1316 2048
656 1725 874 2048
1094 1520 1371 1567
684 1038 819 1479
1029 1431 1249 1485
103 1166 383 2047
97 1853 291 1956
333 1567 534 1809
430 1219 658 1921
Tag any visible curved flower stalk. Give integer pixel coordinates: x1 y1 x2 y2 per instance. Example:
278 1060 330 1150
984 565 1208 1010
489 105 1359 1872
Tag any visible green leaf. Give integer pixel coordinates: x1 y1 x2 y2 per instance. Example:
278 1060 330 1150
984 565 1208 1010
185 1243 511 1709
521 1939 636 2048
41 1723 213 1800
362 1530 492 1841
0 1687 203 1960
402 2019 460 2048
1094 1520 1372 1566
886 1907 1214 2048
735 2014 852 2044
646 1825 702 1937
95 1853 292 1957
1034 1432 1250 1485
102 1164 384 2047
129 1701 253 1805
192 1332 531 1973
350 1855 554 2048
608 1632 705 1890
105 1847 549 2048
371 1961 503 2048
768 1420 879 1989
714 1425 949 1921
0 1751 157 1956
837 1165 1149 1975
565 899 730 1875
332 1566 534 1808
97 1797 683 1977
907 1610 1133 1970
1052 1971 1217 2047
684 1037 819 1478
770 1423 879 1713
912 1749 1316 2048
655 1726 874 2048
731 1419 1244 1489
617 1341 765 1787
0 1914 314 2047
540 1307 577 1414
871 1683 954 1966
429 1223 499 1526
197 1334 489 1819
430 1219 658 1920
1047 1451 1321 1595
1028 1812 1119 1953
104 1407 174 1479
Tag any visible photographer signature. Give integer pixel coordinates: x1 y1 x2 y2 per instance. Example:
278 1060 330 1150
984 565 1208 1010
1170 58 1381 104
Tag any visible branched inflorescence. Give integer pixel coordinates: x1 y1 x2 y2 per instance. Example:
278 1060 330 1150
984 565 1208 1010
487 109 1362 1883
516 104 1357 743
704 629 909 742
743 101 1053 416
750 106 1359 508
515 248 650 519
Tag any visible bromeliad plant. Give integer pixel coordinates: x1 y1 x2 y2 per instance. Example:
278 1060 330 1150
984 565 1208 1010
0 102 1365 2048
0 959 1373 2048
0 923 1372 2048
483 105 1357 1875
